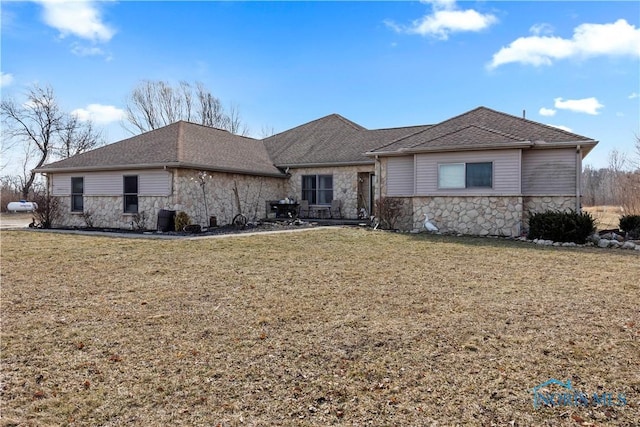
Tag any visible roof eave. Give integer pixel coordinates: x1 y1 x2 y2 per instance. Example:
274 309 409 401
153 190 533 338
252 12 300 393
36 161 288 179
275 160 375 168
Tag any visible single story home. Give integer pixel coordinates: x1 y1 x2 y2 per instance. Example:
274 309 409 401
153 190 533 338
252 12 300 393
36 106 597 236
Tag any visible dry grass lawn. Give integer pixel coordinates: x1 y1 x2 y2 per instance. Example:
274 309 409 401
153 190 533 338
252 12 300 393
1 228 638 426
583 206 624 231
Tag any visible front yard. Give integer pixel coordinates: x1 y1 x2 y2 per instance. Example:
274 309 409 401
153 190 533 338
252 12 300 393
1 228 638 426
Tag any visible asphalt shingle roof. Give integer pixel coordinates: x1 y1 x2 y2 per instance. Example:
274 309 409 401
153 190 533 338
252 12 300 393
36 107 596 175
263 114 431 165
369 106 596 154
37 121 285 177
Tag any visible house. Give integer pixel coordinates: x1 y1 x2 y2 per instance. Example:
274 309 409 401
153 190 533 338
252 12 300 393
367 107 597 235
36 106 597 236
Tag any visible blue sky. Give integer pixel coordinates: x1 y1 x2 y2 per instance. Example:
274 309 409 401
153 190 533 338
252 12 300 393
1 0 639 173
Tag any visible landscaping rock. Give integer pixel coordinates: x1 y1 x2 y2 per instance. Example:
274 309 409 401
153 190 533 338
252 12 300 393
598 239 610 248
609 240 621 248
588 234 601 244
621 241 636 250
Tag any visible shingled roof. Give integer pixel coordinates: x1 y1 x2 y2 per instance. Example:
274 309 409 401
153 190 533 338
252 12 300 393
263 114 431 166
36 121 285 177
368 107 597 155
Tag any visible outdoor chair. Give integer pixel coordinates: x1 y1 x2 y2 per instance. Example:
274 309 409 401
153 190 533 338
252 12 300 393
298 200 311 218
330 199 342 219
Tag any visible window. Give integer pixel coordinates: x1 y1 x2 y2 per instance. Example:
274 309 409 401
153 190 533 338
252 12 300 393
71 177 83 212
123 175 138 213
302 175 333 205
438 162 492 189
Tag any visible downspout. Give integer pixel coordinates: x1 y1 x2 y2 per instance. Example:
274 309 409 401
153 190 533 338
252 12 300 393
576 145 582 211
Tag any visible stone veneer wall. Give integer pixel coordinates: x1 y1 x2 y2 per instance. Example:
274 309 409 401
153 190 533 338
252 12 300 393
52 169 286 229
53 195 173 229
174 169 285 226
411 196 524 236
286 165 374 219
522 195 577 228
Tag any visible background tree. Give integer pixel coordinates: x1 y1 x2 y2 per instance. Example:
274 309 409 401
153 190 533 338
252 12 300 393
124 80 249 135
1 84 103 199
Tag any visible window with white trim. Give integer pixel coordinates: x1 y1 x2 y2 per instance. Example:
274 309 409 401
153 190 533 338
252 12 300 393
123 175 138 213
438 162 493 189
71 177 83 212
302 175 333 205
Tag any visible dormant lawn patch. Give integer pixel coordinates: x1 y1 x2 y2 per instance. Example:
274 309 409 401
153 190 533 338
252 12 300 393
1 229 638 426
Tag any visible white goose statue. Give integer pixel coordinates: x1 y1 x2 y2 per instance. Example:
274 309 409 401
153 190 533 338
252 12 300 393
424 214 439 232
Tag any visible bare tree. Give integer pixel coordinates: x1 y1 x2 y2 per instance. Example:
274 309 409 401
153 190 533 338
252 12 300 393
124 80 249 136
1 84 103 199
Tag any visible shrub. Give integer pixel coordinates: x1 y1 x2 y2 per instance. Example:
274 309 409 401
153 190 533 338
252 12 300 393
174 211 190 232
527 210 595 243
374 197 405 230
132 212 148 231
32 191 61 229
619 214 640 238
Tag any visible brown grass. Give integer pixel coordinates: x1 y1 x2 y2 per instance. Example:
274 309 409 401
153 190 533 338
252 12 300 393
1 228 639 426
583 205 624 231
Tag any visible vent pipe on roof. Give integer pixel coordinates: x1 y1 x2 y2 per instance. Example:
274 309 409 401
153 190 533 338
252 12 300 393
522 110 526 119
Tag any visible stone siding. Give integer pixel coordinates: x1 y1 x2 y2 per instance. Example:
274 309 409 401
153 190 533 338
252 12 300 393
53 195 173 229
52 169 286 229
174 170 285 226
286 165 374 219
411 196 523 236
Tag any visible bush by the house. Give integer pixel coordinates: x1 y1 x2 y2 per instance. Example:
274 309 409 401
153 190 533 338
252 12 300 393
374 197 405 230
527 210 595 244
174 211 190 232
619 214 640 239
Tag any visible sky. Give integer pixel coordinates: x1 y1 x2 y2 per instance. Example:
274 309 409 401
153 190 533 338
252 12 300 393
1 0 639 174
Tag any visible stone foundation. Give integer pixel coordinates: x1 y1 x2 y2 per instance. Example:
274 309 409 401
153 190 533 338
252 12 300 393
410 196 524 236
53 195 173 229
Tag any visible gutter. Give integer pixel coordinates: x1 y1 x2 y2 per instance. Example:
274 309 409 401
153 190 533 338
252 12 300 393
35 162 288 179
576 145 582 211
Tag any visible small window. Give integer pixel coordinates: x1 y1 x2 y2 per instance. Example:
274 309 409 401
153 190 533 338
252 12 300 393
71 177 83 212
438 164 465 189
123 175 138 213
466 162 492 188
302 175 333 205
438 162 493 189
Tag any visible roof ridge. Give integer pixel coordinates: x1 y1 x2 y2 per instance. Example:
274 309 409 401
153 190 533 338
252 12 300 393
484 107 596 141
369 126 434 152
412 124 526 147
261 113 364 141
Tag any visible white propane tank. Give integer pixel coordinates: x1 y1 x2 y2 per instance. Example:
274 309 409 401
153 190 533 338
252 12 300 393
7 200 38 212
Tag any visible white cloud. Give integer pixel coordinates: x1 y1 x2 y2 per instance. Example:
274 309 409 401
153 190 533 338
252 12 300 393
547 124 573 133
71 43 105 57
629 92 639 99
538 107 556 117
0 72 14 87
71 104 125 124
554 97 604 115
529 23 554 36
386 0 497 40
489 19 640 69
36 0 115 42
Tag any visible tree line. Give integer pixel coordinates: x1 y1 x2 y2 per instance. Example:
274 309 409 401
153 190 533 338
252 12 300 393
1 80 249 200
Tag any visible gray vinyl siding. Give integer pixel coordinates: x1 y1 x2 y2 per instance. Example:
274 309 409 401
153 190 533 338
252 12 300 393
415 149 521 195
386 156 415 196
51 170 172 196
522 149 575 195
